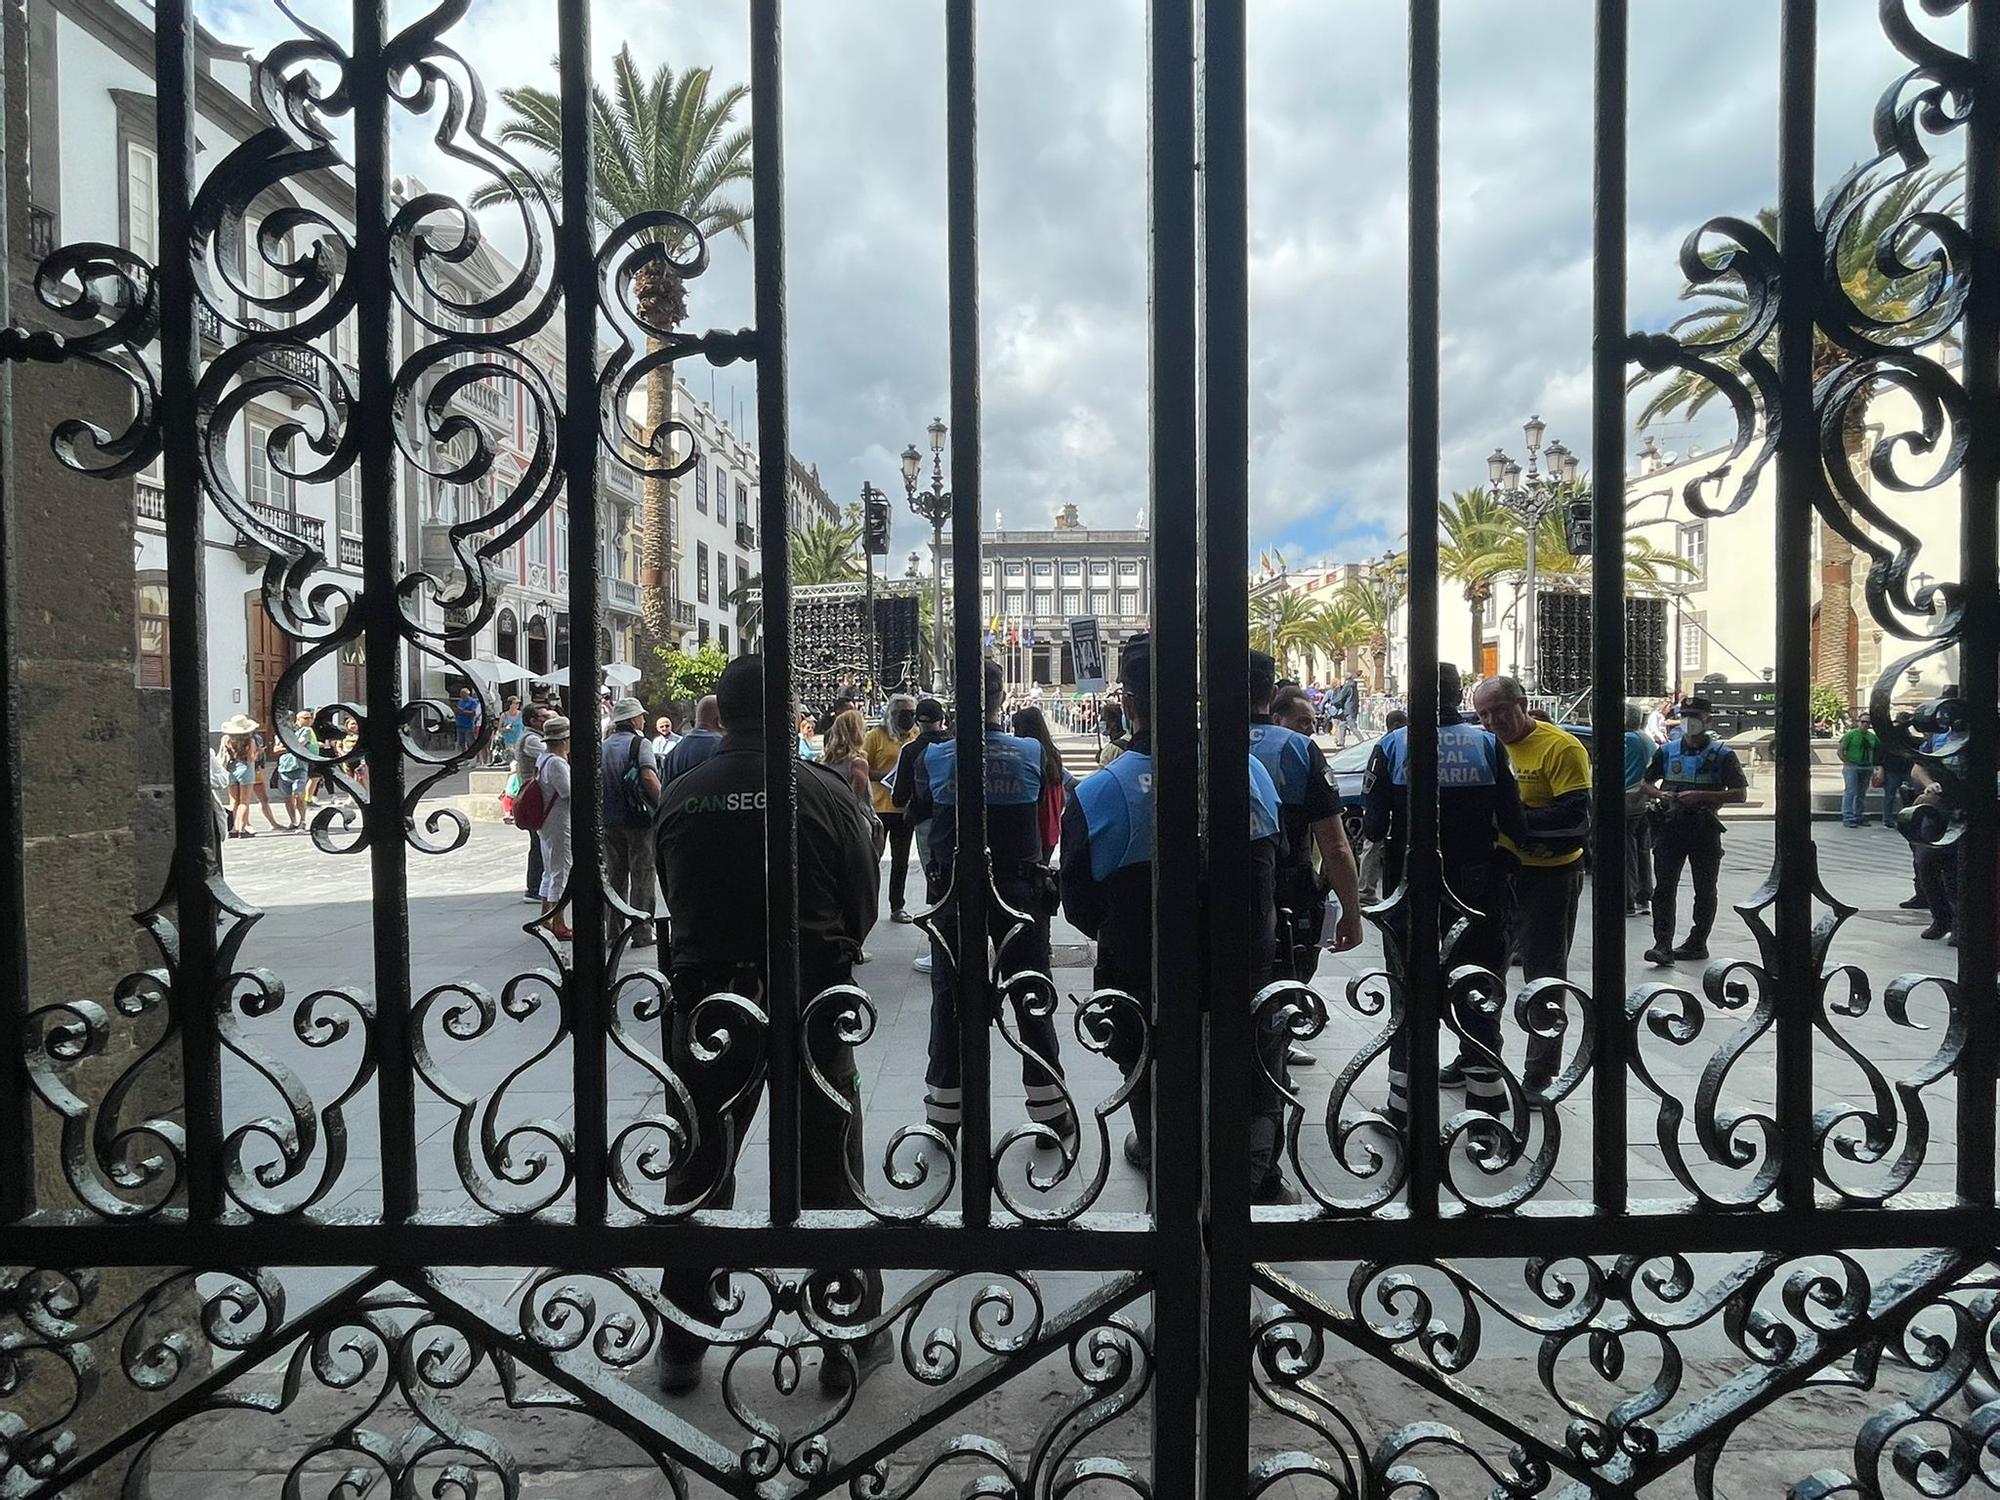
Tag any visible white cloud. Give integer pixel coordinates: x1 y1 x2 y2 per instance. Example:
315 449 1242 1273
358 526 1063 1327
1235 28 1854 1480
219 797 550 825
194 0 1967 564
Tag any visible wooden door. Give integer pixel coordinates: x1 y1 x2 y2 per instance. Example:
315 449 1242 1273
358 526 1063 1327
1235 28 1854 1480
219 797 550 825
1480 640 1499 679
247 597 291 729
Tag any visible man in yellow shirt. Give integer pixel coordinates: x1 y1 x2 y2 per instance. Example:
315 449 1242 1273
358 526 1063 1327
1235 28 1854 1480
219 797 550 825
863 695 919 921
1470 675 1591 1091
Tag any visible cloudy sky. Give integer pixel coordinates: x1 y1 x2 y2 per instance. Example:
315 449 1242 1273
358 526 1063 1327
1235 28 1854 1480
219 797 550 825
199 0 1962 568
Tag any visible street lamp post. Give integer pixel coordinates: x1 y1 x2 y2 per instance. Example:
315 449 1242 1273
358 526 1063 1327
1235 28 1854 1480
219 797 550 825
1370 548 1407 692
1488 414 1580 693
902 417 952 693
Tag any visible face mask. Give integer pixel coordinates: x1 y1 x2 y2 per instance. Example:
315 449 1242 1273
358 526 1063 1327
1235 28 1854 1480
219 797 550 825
1682 716 1706 737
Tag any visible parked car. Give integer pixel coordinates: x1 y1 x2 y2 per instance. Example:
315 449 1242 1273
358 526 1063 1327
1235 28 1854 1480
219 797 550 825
1330 736 1378 849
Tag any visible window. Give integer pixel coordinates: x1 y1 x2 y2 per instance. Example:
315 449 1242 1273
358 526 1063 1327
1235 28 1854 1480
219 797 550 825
1119 561 1139 576
1005 590 1025 616
335 314 357 366
982 561 994 577
1034 590 1053 617
715 466 727 522
1089 561 1110 577
736 483 749 527
1482 591 1498 627
1061 561 1081 577
125 142 158 262
1679 522 1708 575
1004 562 1025 578
1090 590 1110 615
694 450 707 512
1118 590 1138 617
136 576 169 688
1062 590 1081 616
246 421 289 511
1033 561 1053 577
697 541 710 603
736 559 749 595
335 469 360 538
717 550 728 603
718 624 730 655
1679 617 1704 674
528 513 548 567
699 619 710 647
556 506 569 579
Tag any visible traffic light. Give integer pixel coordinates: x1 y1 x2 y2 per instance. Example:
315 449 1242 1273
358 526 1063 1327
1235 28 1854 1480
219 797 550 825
863 486 891 556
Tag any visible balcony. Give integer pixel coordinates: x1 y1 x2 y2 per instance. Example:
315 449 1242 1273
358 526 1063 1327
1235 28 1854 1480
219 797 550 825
233 501 325 563
337 533 364 571
673 600 696 627
736 522 756 550
456 377 508 424
193 306 355 398
136 478 166 528
28 204 55 260
607 577 639 613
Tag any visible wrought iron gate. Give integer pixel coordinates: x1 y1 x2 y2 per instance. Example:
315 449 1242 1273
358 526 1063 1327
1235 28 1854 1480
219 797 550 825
2 0 1998 1494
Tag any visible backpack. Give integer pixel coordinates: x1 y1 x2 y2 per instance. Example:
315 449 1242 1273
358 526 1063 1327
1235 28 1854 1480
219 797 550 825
611 732 659 828
513 773 553 832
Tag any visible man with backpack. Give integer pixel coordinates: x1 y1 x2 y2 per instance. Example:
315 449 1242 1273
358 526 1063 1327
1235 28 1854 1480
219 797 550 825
602 696 663 947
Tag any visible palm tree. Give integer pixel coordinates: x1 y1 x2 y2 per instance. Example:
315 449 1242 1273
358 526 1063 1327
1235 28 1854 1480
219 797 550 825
1305 597 1371 681
1334 580 1400 691
1436 488 1519 679
1629 161 1962 707
476 46 753 642
730 517 863 638
1251 589 1322 676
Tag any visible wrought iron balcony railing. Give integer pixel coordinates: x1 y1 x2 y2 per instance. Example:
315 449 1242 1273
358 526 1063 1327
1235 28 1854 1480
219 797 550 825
233 500 324 559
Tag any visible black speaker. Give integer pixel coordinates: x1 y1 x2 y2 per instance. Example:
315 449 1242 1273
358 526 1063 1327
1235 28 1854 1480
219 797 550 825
874 594 922 690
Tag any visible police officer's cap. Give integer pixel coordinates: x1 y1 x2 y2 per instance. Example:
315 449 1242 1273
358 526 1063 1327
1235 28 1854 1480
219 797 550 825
1682 696 1714 718
915 698 945 724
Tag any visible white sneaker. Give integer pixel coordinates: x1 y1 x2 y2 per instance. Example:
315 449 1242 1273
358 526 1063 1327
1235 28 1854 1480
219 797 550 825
912 951 933 973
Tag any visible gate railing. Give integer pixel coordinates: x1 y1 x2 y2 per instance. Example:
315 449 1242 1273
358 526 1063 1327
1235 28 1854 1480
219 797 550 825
2 0 1997 1496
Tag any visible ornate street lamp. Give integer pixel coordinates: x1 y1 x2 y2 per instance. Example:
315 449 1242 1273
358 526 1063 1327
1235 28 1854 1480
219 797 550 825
903 418 953 691
1488 414 1581 692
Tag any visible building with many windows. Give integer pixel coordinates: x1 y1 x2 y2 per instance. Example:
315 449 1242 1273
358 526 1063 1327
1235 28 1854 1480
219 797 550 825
954 504 1150 688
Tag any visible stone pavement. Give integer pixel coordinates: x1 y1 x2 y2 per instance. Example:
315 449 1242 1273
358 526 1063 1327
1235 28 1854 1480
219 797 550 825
124 795 1964 1495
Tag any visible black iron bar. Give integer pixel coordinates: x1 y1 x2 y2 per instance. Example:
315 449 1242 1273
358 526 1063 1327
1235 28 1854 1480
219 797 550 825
1589 0 1631 1214
352 0 418 1221
1772 0 1818 1214
1403 0 1445 1218
12 1198 1999 1267
0 0 28 1223
558 0 606 1224
946 0 993 1224
1956 0 1999 1207
750 0 800 1224
158 0 226 1222
1198 0 1252 1487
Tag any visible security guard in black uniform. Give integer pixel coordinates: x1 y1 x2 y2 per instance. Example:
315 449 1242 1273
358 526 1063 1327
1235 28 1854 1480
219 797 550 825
1362 662 1527 1124
1249 651 1364 979
652 654 884 1395
1060 634 1302 1203
908 657 1073 1143
1642 695 1748 966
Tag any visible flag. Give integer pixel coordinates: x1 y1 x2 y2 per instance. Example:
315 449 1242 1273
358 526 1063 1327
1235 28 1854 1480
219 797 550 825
1023 622 1035 647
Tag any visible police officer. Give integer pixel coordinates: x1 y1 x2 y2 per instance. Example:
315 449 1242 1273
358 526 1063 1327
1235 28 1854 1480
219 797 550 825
1362 663 1527 1123
652 654 884 1395
1250 651 1363 982
908 658 1073 1143
1061 634 1305 1203
1642 694 1748 966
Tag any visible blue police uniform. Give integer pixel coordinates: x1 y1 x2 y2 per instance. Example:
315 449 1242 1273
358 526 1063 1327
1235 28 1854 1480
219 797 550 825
1250 717 1345 980
1362 717 1527 1120
910 728 1068 1134
1061 735 1288 1183
1646 733 1747 953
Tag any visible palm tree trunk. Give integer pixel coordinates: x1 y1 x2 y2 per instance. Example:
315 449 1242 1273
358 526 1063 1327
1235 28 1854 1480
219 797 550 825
638 346 674 642
1469 584 1484 683
1812 423 1869 710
